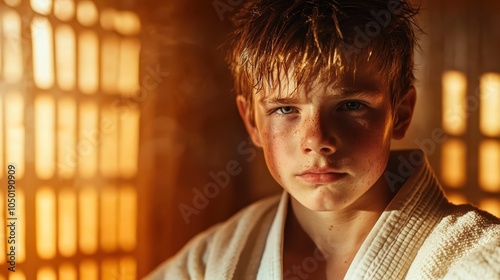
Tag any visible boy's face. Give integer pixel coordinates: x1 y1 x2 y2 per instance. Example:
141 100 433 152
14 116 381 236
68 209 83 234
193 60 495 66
237 68 415 211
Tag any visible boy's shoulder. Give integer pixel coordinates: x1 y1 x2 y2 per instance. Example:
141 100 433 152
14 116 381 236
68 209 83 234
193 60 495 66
409 202 500 279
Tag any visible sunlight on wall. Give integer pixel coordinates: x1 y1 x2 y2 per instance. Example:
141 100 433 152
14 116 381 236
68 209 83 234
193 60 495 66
101 36 120 93
77 1 98 26
36 188 56 259
54 0 74 21
57 98 77 179
58 263 77 280
442 71 467 135
445 193 467 205
5 92 24 178
8 271 25 280
78 31 99 94
4 0 19 7
101 186 118 252
32 17 55 89
58 189 77 257
120 108 140 178
480 199 500 217
480 73 500 137
479 141 500 193
79 260 98 280
79 187 98 255
0 97 3 177
55 25 76 90
17 190 25 262
118 39 141 95
2 10 23 82
100 106 119 177
119 185 137 251
37 267 56 280
441 139 466 188
31 0 51 15
1 1 142 278
78 102 98 178
35 95 56 179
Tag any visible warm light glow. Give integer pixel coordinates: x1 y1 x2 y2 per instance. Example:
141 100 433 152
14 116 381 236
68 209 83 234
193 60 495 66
4 0 21 7
118 38 141 95
80 260 98 280
59 263 77 280
36 187 56 259
101 186 118 252
17 190 25 262
480 199 500 218
37 267 56 280
0 96 3 177
35 95 56 179
479 140 500 192
0 18 1 80
102 259 118 280
8 271 25 280
32 16 55 89
115 11 141 35
31 0 52 15
442 71 467 135
78 102 98 178
79 187 98 254
441 139 466 188
0 193 4 263
101 36 120 93
119 185 137 251
55 25 76 90
77 0 98 26
445 193 467 205
100 106 118 177
120 257 137 280
119 107 139 177
100 9 116 30
480 73 500 136
5 92 25 178
2 10 23 82
54 0 74 21
78 31 99 94
58 98 77 179
58 188 77 257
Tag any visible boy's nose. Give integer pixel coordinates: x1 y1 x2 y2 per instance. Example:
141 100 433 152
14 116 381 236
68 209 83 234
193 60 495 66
301 116 336 155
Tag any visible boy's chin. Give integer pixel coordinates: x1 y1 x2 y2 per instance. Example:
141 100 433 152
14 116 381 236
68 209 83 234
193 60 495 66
291 188 357 212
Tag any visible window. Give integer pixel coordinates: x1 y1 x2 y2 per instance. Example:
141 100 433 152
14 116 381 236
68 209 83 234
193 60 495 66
0 0 142 279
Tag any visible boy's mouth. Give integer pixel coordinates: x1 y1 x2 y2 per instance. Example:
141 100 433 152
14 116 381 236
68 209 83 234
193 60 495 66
297 167 347 184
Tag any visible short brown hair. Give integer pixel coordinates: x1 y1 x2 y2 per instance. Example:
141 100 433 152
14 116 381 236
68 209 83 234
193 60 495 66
226 0 420 110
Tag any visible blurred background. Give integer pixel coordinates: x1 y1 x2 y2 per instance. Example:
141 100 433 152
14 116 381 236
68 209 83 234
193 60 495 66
0 0 498 279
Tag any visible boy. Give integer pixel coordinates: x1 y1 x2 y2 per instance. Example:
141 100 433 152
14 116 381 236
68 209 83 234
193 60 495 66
147 0 500 279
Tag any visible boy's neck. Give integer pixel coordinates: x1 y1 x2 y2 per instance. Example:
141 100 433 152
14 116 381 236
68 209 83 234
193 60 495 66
284 175 395 265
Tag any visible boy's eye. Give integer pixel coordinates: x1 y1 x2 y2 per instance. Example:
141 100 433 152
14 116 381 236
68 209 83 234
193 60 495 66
275 106 296 115
340 101 364 111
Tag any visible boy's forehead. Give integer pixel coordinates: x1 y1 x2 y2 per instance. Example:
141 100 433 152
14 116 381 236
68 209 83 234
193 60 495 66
257 66 387 102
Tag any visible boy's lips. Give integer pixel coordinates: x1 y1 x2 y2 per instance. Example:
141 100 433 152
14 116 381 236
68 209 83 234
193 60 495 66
297 167 347 184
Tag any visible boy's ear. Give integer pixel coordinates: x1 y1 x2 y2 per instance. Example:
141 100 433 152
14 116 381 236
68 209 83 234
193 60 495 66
392 87 416 140
236 95 262 147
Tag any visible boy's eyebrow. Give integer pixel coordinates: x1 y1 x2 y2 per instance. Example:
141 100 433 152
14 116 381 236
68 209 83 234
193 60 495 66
258 88 382 105
258 97 303 105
